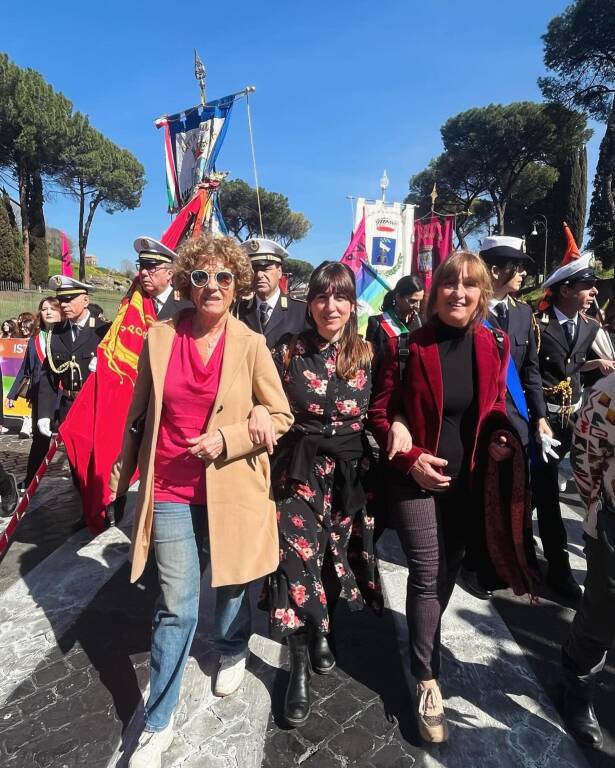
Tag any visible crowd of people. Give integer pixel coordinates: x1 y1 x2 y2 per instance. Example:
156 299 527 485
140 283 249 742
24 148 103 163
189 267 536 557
1 231 615 765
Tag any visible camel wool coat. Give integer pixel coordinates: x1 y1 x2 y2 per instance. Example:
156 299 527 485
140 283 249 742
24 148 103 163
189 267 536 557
109 312 293 587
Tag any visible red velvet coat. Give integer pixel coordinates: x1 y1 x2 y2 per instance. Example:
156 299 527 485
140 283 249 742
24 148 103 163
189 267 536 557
368 322 509 479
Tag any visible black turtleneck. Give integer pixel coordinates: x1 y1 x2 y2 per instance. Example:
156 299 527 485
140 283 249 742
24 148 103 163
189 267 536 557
434 319 476 481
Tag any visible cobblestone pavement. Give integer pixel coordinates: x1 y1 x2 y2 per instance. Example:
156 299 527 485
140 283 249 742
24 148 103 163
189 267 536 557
0 432 613 767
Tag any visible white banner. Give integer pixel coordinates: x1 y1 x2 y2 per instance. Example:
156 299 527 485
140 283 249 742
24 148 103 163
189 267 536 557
354 199 414 286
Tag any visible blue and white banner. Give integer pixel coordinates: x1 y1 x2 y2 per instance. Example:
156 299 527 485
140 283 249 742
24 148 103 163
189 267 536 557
156 95 234 213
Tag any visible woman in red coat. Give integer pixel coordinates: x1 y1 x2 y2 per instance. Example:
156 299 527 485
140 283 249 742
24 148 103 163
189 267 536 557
369 250 512 744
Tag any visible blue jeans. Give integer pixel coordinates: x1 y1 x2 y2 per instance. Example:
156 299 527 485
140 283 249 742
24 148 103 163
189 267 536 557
145 502 252 731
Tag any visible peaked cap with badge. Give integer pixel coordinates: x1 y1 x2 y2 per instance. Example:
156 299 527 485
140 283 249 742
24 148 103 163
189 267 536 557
239 238 289 269
542 251 598 290
133 236 177 265
49 275 95 299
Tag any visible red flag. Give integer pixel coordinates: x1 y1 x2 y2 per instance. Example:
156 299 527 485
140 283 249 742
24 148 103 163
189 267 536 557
60 283 156 533
537 221 580 312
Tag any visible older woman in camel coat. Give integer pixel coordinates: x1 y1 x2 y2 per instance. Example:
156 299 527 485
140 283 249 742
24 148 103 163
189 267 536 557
109 234 292 767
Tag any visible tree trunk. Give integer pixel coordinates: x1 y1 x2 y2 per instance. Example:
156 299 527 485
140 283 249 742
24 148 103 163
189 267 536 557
18 164 30 289
78 180 86 281
81 193 102 281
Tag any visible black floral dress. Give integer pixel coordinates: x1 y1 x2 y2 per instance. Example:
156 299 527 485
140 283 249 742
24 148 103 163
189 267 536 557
265 330 379 640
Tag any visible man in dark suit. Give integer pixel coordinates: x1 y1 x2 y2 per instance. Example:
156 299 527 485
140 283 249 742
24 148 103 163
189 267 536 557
133 236 193 320
533 253 614 600
237 238 306 348
37 276 111 435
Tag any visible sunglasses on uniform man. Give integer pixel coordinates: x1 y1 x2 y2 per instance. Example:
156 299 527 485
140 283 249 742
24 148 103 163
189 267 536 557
190 270 235 289
135 259 170 273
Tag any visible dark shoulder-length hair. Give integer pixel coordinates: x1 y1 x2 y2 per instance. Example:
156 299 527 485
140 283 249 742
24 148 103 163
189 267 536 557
426 250 492 326
307 261 371 380
381 274 425 312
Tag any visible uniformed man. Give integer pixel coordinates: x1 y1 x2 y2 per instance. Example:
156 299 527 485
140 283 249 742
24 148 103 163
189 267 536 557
237 238 306 348
533 253 615 600
37 276 110 436
133 236 193 319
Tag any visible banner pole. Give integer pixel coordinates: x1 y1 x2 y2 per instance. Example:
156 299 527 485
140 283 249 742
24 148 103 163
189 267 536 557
0 435 63 561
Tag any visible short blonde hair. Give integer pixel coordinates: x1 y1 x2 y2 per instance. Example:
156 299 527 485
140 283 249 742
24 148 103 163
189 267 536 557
174 234 254 300
426 250 493 326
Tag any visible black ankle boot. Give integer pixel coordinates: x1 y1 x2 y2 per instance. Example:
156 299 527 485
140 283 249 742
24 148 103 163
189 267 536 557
563 691 603 747
0 472 18 517
309 626 336 675
284 631 311 727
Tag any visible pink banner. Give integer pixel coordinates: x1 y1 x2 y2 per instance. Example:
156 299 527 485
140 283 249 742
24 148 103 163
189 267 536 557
60 231 73 277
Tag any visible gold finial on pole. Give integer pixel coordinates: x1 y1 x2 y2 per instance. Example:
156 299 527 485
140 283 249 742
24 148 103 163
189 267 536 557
430 182 438 212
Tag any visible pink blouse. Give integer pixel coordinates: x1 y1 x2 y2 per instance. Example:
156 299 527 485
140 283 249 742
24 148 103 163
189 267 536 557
153 317 225 505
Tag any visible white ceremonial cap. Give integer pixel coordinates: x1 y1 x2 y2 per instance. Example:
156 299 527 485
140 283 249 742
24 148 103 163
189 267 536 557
48 275 94 297
133 236 177 264
239 238 289 267
542 251 598 290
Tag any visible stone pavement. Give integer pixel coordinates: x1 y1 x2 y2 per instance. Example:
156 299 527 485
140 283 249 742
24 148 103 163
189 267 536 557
0 431 610 767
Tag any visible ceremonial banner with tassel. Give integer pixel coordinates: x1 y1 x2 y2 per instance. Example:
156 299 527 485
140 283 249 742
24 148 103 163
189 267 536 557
538 221 580 311
59 283 156 533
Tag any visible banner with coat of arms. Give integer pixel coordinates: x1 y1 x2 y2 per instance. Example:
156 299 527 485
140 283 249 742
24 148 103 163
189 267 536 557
353 199 414 282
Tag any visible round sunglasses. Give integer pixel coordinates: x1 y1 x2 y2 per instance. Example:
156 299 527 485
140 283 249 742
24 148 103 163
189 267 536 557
190 269 235 289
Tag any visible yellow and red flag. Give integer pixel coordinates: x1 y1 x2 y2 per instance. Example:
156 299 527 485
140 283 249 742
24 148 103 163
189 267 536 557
59 282 156 533
537 222 580 312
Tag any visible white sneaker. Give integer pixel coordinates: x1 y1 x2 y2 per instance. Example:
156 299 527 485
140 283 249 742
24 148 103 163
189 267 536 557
129 717 174 768
214 651 248 697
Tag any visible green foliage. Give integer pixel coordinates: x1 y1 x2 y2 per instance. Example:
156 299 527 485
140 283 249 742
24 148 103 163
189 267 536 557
0 190 22 281
540 0 615 269
284 258 313 290
437 102 590 233
588 113 615 269
58 118 145 279
27 170 48 285
539 0 615 122
220 179 311 248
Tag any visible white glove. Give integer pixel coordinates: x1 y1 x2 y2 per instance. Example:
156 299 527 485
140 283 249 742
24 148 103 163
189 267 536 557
539 432 561 463
88 357 98 373
37 418 52 437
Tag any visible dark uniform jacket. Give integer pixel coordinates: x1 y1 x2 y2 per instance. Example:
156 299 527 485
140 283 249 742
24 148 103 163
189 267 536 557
535 306 600 412
488 297 545 446
155 290 193 321
238 293 307 348
38 315 110 424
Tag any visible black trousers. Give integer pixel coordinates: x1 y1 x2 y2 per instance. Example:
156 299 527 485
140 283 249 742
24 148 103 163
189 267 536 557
389 483 468 681
25 393 51 486
531 415 574 571
563 509 615 677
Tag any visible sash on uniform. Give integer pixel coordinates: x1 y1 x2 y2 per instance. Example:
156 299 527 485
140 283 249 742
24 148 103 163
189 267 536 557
484 319 529 422
379 311 409 339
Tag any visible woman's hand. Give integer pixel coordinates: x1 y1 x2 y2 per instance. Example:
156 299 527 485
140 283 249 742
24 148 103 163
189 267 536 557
186 430 226 461
387 416 413 459
488 434 513 462
248 404 277 455
409 453 451 491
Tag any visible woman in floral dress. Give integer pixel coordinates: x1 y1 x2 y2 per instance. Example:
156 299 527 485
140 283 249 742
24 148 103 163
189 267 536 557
265 261 410 727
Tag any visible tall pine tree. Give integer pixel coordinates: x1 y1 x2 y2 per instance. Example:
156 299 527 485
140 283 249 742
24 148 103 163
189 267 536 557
588 100 615 269
0 190 22 281
27 170 48 285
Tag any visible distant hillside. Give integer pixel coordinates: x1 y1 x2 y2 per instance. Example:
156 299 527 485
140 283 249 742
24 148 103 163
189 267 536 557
47 257 132 292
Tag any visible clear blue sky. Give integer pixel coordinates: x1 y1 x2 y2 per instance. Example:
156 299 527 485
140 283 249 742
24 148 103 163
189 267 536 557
2 0 601 270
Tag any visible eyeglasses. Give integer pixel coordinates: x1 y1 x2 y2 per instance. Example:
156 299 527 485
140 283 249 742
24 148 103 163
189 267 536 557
189 270 235 289
136 260 168 273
